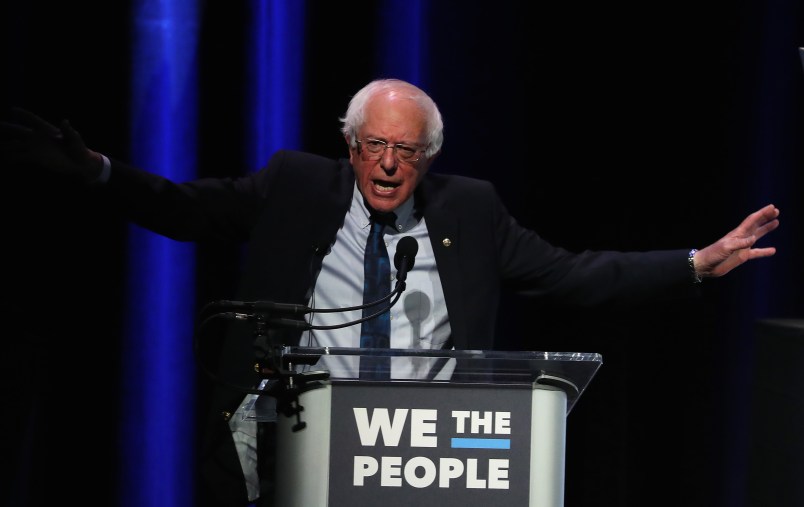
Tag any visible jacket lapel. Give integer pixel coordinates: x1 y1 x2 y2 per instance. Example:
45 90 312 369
417 180 467 350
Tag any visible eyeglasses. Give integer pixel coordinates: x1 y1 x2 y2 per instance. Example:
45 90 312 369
356 138 426 163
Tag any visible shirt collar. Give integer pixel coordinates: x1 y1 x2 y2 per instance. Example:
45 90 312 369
351 183 417 233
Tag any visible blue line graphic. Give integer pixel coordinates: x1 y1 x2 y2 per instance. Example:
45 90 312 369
451 438 511 449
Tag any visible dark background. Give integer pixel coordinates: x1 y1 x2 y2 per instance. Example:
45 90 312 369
2 1 802 506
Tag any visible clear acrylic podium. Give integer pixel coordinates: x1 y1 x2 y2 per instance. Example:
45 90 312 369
268 347 602 507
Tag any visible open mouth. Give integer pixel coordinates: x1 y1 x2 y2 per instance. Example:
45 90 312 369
373 179 400 192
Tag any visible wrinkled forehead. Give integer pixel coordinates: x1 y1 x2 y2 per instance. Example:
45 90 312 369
361 94 428 141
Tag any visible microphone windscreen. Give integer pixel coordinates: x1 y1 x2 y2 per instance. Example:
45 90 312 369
394 236 419 271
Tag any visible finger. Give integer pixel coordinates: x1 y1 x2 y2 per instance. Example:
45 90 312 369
737 207 780 235
745 246 777 259
10 107 61 138
740 215 780 240
0 120 34 137
749 204 780 226
721 233 778 264
721 235 756 254
60 119 88 160
752 218 780 240
720 244 773 273
0 120 40 152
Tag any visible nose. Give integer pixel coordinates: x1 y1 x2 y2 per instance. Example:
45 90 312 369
379 146 398 172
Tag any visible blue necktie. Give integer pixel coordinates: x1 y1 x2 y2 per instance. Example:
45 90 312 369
359 213 395 379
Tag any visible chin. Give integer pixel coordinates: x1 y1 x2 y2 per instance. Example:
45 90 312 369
369 201 397 213
363 191 396 212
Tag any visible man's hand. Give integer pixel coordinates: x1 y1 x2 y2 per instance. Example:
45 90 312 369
692 204 780 278
0 107 104 183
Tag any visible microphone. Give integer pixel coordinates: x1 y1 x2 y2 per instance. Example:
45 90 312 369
205 236 419 330
394 236 419 285
205 300 312 317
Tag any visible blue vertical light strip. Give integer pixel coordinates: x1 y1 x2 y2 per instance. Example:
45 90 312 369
378 0 430 87
247 0 306 168
120 1 198 506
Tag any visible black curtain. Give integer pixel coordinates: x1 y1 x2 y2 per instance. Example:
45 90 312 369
2 1 802 506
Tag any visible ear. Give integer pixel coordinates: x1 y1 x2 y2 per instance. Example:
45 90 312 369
345 135 357 164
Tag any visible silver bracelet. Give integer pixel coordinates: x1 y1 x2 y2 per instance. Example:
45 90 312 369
688 249 702 283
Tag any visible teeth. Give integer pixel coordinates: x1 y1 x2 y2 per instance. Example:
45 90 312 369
375 182 395 190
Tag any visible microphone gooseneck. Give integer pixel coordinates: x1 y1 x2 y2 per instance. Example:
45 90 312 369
202 236 420 331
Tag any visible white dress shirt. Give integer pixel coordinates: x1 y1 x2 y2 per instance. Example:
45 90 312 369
231 183 453 500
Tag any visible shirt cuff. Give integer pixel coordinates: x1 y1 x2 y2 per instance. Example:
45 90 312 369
96 154 111 184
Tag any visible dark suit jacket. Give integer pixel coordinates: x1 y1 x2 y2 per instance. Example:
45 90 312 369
104 149 696 505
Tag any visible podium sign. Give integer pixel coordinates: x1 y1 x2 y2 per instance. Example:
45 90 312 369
273 348 601 507
329 382 533 505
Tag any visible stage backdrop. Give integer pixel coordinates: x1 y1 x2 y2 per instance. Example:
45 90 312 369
2 1 802 506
